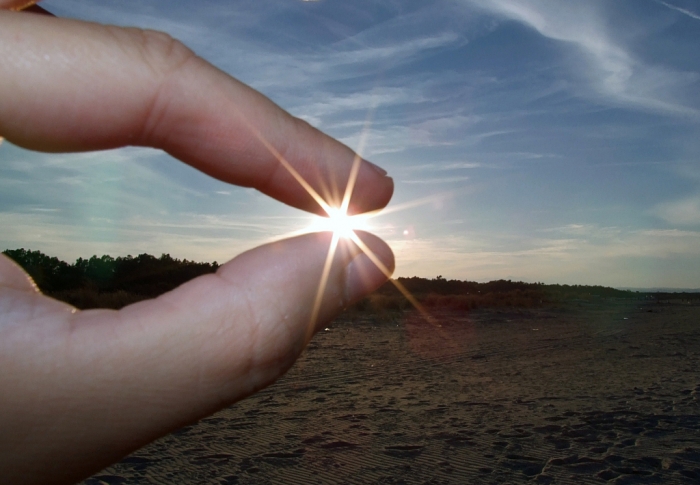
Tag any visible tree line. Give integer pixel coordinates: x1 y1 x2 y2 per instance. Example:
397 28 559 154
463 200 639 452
3 249 697 311
3 248 218 309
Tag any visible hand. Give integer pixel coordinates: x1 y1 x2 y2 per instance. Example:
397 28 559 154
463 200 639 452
0 5 395 485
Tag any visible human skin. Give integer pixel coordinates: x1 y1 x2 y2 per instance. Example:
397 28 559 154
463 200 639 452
0 4 395 485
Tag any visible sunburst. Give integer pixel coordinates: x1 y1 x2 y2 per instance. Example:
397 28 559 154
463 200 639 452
241 112 441 333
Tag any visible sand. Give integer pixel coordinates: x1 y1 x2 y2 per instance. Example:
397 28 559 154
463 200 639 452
83 299 700 484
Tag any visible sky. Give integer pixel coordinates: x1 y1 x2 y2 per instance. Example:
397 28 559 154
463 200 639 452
2 0 700 288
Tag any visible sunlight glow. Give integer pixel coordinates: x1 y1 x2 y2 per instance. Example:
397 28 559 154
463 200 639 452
307 208 370 239
307 231 340 343
349 232 437 325
233 94 439 331
12 1 38 11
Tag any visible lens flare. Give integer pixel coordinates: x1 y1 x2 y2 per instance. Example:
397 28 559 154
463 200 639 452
307 208 370 239
232 94 444 331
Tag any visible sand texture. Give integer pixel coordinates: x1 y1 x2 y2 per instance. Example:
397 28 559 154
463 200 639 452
83 300 700 484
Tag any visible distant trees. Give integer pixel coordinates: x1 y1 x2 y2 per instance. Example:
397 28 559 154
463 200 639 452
3 248 83 292
373 277 539 298
7 248 683 314
2 248 219 309
346 276 648 314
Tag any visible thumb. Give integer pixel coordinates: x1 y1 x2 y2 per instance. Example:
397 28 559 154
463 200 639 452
2 231 393 485
142 230 393 402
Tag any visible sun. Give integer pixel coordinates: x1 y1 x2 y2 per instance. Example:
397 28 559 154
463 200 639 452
306 207 370 239
241 110 439 329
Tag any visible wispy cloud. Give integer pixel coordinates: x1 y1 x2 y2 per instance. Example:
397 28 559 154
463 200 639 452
404 162 482 172
651 163 700 227
290 87 427 127
402 176 471 185
337 123 455 158
465 0 700 117
653 196 700 226
655 1 700 21
326 32 462 69
390 225 700 286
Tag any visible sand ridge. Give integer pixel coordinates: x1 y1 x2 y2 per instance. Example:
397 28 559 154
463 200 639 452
83 300 700 484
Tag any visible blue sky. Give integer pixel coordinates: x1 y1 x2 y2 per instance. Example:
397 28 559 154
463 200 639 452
2 0 700 288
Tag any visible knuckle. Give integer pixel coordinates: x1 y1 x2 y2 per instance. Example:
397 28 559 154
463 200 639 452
128 28 195 77
114 28 197 146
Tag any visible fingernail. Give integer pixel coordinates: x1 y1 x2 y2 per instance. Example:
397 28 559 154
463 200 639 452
364 159 388 177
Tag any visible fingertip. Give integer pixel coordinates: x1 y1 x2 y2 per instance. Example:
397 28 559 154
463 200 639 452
347 161 394 215
343 231 395 305
363 159 388 177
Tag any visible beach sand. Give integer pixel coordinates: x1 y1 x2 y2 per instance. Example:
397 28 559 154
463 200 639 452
83 299 700 484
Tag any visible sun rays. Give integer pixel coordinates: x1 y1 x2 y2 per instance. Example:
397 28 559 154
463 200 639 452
240 114 445 333
225 87 446 332
305 208 370 239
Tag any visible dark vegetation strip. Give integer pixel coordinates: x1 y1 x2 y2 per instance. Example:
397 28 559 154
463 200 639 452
4 248 699 311
3 248 218 309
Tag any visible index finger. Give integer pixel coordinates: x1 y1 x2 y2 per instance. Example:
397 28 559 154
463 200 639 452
0 10 393 215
